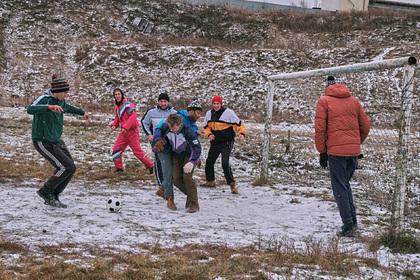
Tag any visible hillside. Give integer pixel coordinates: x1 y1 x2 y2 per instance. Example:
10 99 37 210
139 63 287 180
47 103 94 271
0 0 419 122
0 1 419 279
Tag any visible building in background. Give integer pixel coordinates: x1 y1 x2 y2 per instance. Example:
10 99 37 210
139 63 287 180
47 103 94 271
177 0 370 11
177 0 419 11
252 0 369 11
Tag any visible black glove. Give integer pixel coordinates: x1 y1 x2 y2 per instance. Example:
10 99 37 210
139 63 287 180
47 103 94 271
319 153 328 168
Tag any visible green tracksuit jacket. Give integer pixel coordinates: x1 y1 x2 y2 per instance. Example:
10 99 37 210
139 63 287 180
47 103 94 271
27 90 85 143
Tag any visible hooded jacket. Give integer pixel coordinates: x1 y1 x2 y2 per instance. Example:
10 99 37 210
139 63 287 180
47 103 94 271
315 83 370 157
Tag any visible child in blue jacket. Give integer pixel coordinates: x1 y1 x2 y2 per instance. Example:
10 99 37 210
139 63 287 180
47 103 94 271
153 113 201 213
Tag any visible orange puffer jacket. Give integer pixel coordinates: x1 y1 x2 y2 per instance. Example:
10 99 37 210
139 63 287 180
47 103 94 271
315 83 370 157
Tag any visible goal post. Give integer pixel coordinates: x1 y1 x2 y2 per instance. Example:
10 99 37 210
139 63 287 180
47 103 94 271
259 56 417 232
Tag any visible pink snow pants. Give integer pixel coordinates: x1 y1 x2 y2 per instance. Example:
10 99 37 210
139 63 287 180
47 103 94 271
112 128 153 170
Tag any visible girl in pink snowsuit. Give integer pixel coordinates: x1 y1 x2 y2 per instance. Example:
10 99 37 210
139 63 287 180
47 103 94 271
111 88 154 172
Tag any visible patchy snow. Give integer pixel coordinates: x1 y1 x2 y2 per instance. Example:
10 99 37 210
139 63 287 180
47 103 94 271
0 181 341 248
0 253 21 266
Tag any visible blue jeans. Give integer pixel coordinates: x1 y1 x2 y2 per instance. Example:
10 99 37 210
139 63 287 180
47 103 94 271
158 152 173 198
328 155 358 224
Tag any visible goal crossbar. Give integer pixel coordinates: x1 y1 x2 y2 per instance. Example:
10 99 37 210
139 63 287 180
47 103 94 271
268 57 411 81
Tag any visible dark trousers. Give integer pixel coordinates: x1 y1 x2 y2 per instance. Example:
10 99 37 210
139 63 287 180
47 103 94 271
328 155 358 224
154 152 164 187
33 140 76 196
172 156 198 205
205 140 234 185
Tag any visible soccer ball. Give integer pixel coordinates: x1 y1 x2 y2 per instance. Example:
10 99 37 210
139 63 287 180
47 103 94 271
107 197 122 213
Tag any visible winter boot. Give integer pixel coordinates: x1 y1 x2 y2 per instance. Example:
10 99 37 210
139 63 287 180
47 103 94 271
54 194 68 208
187 201 200 213
185 198 191 209
200 180 216 188
352 218 358 230
37 188 59 207
155 187 164 198
342 218 358 231
166 196 177 211
229 182 239 194
338 221 355 237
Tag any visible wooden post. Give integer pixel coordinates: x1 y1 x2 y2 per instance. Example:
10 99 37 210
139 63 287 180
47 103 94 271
391 57 417 233
259 80 274 184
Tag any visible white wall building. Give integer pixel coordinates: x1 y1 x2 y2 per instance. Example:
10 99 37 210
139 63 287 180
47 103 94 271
373 0 420 7
178 0 419 11
251 0 370 11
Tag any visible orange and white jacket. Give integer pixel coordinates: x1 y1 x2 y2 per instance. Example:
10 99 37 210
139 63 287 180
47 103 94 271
203 107 246 143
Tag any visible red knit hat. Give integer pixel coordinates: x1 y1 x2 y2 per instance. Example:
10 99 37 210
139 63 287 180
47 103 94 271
212 95 223 104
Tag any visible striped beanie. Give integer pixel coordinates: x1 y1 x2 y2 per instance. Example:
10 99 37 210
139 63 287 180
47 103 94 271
51 74 70 93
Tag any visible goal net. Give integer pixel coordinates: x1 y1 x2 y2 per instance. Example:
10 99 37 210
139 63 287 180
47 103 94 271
258 57 418 229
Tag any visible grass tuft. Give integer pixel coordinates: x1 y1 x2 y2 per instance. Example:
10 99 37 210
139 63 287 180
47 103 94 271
0 240 28 253
379 231 420 254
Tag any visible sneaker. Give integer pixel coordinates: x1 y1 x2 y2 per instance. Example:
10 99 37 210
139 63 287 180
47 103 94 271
155 188 164 198
54 194 68 208
37 188 60 207
200 180 216 188
229 182 239 194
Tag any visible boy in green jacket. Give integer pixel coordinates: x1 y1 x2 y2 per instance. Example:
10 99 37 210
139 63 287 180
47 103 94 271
27 74 89 208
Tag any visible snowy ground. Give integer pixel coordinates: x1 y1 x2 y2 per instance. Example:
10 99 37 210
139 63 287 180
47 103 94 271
0 180 340 248
0 106 418 278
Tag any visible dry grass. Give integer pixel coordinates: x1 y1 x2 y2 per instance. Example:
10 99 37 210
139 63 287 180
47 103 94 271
265 9 419 33
0 156 153 184
366 230 420 255
0 238 381 279
0 158 51 183
0 240 28 254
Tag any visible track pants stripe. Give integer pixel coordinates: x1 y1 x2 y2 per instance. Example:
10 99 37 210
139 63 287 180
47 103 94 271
36 141 66 177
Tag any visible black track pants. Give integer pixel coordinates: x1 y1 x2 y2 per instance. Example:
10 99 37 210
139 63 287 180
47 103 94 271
205 140 234 185
33 140 76 195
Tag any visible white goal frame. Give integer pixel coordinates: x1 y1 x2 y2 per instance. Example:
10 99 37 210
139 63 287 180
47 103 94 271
259 56 417 232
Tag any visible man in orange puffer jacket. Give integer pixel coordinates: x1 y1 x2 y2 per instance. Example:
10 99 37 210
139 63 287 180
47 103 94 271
315 76 370 237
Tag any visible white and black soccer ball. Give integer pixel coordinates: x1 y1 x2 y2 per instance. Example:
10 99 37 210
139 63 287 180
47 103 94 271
107 197 122 213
